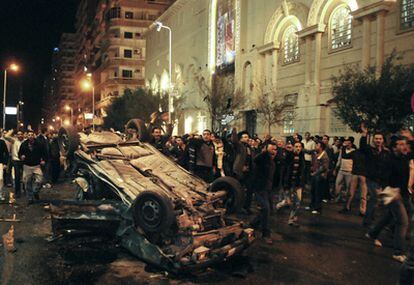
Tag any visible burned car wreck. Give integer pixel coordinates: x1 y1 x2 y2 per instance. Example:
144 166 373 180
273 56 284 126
51 120 255 273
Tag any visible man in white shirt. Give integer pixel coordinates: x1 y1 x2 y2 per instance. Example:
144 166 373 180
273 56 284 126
4 130 25 198
302 132 316 185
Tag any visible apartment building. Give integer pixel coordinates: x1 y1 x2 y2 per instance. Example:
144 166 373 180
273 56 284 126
72 0 175 124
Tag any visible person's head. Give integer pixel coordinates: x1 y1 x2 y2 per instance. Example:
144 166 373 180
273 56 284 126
16 130 24 141
343 138 352 149
305 132 311 140
392 136 408 155
202 129 212 142
266 142 277 158
315 141 326 153
151 127 162 140
373 132 385 148
27 130 35 142
175 136 184 146
293 141 303 154
41 126 48 135
211 132 216 141
276 139 284 148
238 131 250 143
322 135 330 145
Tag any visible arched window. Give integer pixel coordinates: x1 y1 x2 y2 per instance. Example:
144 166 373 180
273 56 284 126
400 0 414 30
330 5 352 50
283 25 299 64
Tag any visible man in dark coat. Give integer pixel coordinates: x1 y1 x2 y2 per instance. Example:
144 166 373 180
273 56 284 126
250 142 277 244
231 128 253 213
36 126 51 187
0 132 9 200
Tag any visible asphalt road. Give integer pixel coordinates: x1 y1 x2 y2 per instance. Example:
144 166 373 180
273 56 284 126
0 181 402 285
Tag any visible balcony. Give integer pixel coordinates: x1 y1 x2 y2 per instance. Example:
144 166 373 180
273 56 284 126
95 57 145 71
107 18 152 28
101 37 145 50
100 77 145 87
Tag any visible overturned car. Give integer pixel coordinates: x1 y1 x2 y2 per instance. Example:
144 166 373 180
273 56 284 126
51 120 254 273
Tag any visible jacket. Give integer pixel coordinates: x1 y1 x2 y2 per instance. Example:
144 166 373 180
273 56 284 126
19 139 47 166
283 151 306 189
311 151 329 179
231 129 252 179
253 151 276 192
0 139 9 164
360 136 391 187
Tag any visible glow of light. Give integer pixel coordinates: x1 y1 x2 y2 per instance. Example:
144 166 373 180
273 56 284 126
160 71 170 92
185 116 193 134
48 125 54 130
81 79 93 91
55 116 60 120
63 120 70 126
9 63 19 72
197 112 206 134
65 105 71 111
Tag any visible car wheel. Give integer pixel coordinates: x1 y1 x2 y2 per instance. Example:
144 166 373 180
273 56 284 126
58 126 80 156
209 177 245 214
132 191 174 233
125 119 149 142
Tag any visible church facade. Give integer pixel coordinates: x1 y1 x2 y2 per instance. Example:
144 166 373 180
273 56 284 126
145 0 414 137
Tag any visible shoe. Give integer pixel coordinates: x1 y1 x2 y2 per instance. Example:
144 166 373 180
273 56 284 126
276 200 287 210
305 206 312 211
338 207 351 214
365 233 382 247
34 193 40 200
311 210 321 215
392 255 407 263
322 199 328 203
288 220 300 227
263 236 273 245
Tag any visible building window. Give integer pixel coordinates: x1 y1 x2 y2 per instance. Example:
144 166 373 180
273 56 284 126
124 49 132 58
125 11 133 19
401 0 414 30
330 5 352 50
283 26 300 64
108 7 121 19
124 32 133 39
283 110 295 134
122 70 133 78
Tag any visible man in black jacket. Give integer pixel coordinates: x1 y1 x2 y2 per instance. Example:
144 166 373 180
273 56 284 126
36 126 51 188
283 141 306 227
231 128 253 213
19 130 47 204
250 142 277 244
0 132 9 201
360 124 392 226
187 130 217 183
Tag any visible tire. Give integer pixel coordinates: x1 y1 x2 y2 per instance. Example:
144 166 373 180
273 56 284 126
58 126 80 156
209 177 245 214
125 119 149 142
132 191 175 233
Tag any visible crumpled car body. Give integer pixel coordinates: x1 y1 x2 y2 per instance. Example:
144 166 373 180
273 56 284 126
51 129 254 273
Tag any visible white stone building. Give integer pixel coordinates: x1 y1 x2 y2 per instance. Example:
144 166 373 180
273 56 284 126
145 0 414 137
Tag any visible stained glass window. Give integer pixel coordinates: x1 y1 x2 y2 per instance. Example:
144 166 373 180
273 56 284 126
401 0 414 30
283 26 299 64
330 6 352 50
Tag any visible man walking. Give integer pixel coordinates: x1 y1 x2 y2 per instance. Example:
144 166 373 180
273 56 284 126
283 141 306 226
0 131 9 201
302 132 316 185
19 130 47 204
334 137 355 203
309 141 329 214
360 124 391 225
188 130 216 183
4 130 24 198
251 142 277 244
36 127 51 188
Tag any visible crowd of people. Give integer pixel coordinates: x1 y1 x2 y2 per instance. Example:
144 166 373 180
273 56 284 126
2 121 414 282
149 122 414 270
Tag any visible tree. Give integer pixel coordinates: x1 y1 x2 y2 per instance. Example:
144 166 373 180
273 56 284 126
194 75 245 131
104 88 161 130
332 52 414 134
255 84 292 135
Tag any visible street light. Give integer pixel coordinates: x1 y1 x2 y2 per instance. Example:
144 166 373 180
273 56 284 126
81 77 95 131
3 63 20 129
65 105 73 125
155 21 173 124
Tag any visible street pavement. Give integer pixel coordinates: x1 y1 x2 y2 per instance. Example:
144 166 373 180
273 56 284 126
0 181 402 285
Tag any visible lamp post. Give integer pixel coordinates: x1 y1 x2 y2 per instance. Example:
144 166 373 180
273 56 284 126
65 105 73 124
155 21 173 124
81 78 95 131
3 63 19 130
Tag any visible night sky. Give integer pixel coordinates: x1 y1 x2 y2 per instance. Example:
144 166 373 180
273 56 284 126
0 0 79 128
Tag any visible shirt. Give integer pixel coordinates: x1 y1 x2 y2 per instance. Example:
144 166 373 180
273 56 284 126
302 139 316 162
11 139 23 161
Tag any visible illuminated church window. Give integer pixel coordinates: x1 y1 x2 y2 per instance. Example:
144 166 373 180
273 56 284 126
330 5 352 50
283 25 299 64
